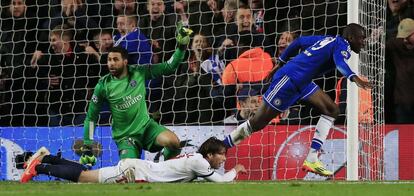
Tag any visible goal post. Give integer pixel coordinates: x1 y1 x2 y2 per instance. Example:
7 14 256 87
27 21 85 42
347 0 386 180
346 0 360 181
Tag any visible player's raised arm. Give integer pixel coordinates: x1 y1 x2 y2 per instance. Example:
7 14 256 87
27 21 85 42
137 22 193 80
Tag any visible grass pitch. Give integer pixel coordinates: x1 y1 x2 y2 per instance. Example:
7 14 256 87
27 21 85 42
1 181 413 196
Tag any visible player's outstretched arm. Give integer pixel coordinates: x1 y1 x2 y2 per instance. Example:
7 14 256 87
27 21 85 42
352 75 372 90
204 164 247 182
139 22 193 79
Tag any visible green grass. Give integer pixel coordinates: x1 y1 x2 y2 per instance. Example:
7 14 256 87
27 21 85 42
1 181 413 196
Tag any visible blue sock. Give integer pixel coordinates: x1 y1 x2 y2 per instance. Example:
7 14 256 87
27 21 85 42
311 138 323 150
223 135 234 148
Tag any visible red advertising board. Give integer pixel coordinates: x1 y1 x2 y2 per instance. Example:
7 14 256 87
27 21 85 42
224 125 414 180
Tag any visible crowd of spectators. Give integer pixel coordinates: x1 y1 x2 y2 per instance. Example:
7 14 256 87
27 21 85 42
1 0 413 126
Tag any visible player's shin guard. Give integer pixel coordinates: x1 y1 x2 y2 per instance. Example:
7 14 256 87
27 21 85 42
223 120 253 148
306 115 334 162
163 147 181 160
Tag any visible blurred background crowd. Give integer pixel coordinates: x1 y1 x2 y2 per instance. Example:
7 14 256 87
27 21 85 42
0 0 413 126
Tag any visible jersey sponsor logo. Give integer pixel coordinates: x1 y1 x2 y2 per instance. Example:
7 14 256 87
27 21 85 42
115 95 143 110
130 80 137 87
92 95 98 104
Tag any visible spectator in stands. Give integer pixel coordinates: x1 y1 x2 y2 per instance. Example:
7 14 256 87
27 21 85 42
174 0 189 26
223 5 274 56
221 34 273 114
222 0 238 25
386 0 414 41
45 0 100 42
199 39 230 86
0 0 44 126
174 0 212 35
161 33 225 124
224 84 262 124
210 0 239 48
205 0 225 38
222 35 273 87
248 0 264 33
386 18 414 123
30 24 101 126
139 0 177 64
138 0 178 116
80 30 114 74
114 15 152 65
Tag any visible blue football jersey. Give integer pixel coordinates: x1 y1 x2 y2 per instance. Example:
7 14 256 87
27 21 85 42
113 28 152 65
277 35 355 88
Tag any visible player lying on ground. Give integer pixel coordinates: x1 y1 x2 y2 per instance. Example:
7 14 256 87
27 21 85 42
20 137 246 183
223 23 372 176
79 22 194 167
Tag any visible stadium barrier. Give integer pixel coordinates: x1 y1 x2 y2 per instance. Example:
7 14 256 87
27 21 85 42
1 125 412 181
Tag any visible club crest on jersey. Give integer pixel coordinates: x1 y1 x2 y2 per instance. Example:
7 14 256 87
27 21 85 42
130 80 137 87
341 50 349 59
92 95 98 104
273 98 282 106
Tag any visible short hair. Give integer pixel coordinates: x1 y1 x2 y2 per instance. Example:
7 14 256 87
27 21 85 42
50 24 73 41
197 137 227 158
108 46 128 60
342 23 366 40
224 0 238 11
118 15 137 24
93 29 113 39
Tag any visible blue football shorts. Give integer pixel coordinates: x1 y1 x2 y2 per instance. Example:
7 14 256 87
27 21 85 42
263 75 319 112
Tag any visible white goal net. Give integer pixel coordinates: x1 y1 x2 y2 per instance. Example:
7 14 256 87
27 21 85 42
0 0 385 181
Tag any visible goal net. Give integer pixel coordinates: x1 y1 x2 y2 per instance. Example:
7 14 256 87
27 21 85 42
0 0 385 181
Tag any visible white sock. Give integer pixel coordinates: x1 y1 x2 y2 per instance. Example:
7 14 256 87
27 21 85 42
306 115 335 162
228 120 253 147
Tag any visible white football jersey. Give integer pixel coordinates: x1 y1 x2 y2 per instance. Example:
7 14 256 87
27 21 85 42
119 153 214 182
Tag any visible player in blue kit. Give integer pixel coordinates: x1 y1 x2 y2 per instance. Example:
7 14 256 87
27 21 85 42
223 23 372 176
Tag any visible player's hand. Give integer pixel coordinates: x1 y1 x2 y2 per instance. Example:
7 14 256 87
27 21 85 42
79 144 97 167
176 22 193 46
234 164 247 174
353 75 372 90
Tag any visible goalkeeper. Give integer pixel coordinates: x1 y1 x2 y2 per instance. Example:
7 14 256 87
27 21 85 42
80 23 193 166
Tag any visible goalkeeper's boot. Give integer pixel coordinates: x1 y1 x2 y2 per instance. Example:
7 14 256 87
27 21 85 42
302 160 333 177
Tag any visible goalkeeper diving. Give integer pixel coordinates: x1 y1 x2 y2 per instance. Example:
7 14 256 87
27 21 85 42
79 23 193 166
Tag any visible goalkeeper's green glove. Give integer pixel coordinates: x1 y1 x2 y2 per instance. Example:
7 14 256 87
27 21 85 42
79 144 97 167
176 22 193 46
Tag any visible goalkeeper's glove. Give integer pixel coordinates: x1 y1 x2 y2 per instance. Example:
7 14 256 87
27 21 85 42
79 144 97 167
176 22 193 46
